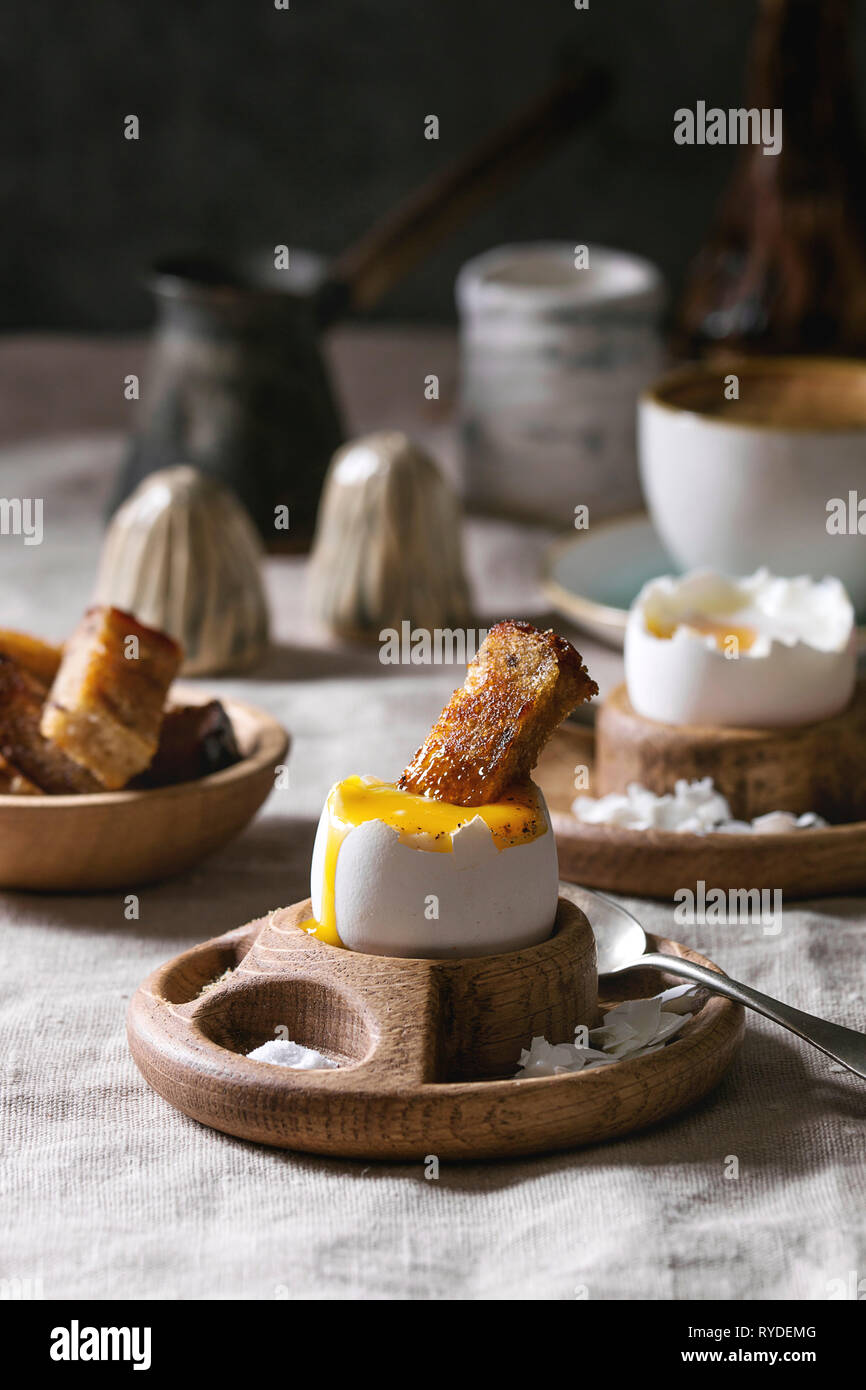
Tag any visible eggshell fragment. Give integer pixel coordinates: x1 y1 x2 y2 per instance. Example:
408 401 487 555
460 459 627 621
310 795 559 958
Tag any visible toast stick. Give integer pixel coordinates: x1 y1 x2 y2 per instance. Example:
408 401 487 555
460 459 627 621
399 620 597 806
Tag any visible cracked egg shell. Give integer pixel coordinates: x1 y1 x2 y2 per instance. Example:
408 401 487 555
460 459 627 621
625 569 857 728
309 778 559 958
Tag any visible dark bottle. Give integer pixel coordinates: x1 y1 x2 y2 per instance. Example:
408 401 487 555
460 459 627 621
675 0 866 358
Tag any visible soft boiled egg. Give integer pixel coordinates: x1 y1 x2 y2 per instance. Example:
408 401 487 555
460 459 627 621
307 775 558 957
625 569 857 728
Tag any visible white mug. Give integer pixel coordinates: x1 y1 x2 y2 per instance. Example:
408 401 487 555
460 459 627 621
638 358 866 611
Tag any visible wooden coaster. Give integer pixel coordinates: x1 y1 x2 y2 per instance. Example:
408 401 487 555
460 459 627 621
597 681 866 823
127 897 743 1160
535 718 866 900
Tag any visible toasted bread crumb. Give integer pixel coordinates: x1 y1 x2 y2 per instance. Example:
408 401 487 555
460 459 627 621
0 750 42 796
40 606 182 789
0 630 63 686
0 655 101 794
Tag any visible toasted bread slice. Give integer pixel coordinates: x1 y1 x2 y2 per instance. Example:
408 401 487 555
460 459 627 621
0 629 63 686
41 606 183 790
0 751 41 796
133 700 241 788
0 655 101 794
398 620 597 805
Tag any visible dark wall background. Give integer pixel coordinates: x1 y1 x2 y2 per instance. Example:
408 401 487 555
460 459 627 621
3 0 865 331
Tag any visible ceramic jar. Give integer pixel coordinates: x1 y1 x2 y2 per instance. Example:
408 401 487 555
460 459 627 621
110 251 343 549
456 242 666 526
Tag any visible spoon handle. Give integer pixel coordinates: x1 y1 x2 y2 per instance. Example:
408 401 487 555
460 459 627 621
634 952 866 1080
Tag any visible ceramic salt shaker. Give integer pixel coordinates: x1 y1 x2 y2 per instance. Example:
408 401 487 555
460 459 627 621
307 431 472 642
95 465 270 675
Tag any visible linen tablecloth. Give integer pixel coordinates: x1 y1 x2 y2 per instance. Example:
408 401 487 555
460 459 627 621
0 335 864 1301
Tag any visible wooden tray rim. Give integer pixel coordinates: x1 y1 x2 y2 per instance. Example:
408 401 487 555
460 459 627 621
551 807 866 854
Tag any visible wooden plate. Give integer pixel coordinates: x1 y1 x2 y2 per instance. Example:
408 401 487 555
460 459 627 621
536 722 866 900
127 898 744 1160
0 686 289 892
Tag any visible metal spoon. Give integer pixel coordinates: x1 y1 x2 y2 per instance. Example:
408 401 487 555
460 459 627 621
561 883 866 1080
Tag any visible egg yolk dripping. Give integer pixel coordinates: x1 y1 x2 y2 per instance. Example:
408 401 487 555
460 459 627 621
306 775 547 947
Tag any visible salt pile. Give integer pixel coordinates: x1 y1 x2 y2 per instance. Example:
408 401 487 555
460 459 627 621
246 1039 339 1070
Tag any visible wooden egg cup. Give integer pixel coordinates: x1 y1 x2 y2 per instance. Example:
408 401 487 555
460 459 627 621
597 679 866 823
128 896 744 1160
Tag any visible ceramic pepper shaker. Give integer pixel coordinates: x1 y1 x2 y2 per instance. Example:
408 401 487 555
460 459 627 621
94 464 270 675
308 432 472 642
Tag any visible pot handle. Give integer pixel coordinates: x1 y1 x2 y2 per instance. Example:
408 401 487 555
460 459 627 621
318 63 612 325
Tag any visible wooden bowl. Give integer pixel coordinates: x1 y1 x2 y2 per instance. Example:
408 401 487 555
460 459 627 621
0 687 289 892
127 897 744 1160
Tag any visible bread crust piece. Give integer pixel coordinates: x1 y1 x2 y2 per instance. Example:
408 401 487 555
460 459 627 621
0 656 101 794
0 630 63 685
398 620 598 806
40 607 183 790
133 700 241 788
0 751 41 796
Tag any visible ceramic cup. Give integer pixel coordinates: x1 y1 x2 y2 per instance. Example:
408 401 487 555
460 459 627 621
457 242 666 526
639 358 866 612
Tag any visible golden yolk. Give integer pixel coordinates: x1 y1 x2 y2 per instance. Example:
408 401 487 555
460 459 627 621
647 613 757 653
304 776 547 948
